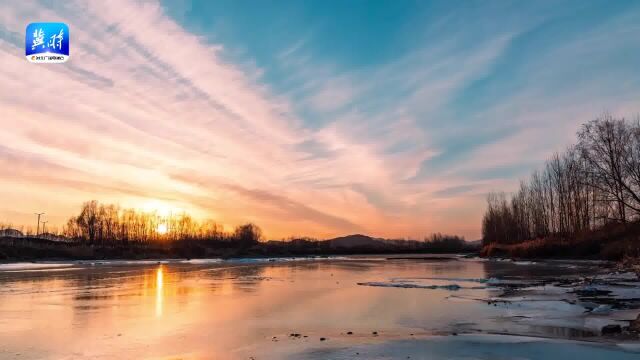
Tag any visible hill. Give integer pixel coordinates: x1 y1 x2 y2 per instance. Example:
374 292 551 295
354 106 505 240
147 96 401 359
324 234 386 249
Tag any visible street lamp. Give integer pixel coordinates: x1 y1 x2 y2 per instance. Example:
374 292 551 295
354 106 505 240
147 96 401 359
34 212 44 236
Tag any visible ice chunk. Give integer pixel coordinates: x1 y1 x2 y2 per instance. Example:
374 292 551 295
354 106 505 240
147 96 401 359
590 305 613 314
513 261 537 265
356 281 488 290
0 262 74 271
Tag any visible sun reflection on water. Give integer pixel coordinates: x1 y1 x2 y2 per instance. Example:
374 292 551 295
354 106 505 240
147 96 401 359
0 258 511 359
155 266 164 317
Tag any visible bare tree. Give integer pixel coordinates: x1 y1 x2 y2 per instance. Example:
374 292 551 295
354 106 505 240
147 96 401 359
482 114 640 246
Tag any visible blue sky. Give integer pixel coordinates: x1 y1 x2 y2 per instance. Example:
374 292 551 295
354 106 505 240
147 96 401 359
162 0 640 182
0 0 639 239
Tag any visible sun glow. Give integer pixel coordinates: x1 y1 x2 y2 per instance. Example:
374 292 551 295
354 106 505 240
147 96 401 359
141 200 178 217
157 223 168 235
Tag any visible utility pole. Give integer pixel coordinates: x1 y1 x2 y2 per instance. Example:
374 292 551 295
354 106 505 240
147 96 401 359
41 221 48 235
34 212 44 236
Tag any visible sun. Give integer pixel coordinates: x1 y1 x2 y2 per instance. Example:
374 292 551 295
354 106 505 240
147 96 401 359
157 223 168 235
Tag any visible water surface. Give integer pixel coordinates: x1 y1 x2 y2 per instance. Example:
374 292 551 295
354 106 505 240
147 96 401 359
0 256 637 359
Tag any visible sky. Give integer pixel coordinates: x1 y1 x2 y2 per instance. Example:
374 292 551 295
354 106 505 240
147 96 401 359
1 0 639 240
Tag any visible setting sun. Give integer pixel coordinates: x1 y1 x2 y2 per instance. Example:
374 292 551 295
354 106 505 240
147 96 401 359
157 223 168 235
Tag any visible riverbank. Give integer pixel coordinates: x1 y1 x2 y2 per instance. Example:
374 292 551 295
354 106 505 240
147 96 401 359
481 221 640 262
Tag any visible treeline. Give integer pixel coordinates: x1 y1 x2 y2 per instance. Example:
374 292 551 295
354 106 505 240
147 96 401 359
60 201 475 254
482 114 640 246
422 233 471 252
63 200 262 248
2 201 477 259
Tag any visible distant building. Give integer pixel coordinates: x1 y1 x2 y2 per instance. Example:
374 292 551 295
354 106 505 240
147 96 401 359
0 228 24 237
39 232 69 242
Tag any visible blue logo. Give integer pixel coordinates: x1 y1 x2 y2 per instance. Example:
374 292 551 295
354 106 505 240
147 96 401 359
25 22 69 63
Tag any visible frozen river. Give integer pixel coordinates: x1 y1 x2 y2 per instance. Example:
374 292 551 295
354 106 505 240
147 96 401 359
0 255 638 359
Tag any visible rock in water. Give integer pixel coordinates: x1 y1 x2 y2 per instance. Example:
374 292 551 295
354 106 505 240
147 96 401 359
601 324 622 335
630 314 640 332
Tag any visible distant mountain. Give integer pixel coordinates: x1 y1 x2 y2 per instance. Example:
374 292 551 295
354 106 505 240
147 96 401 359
324 234 386 249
